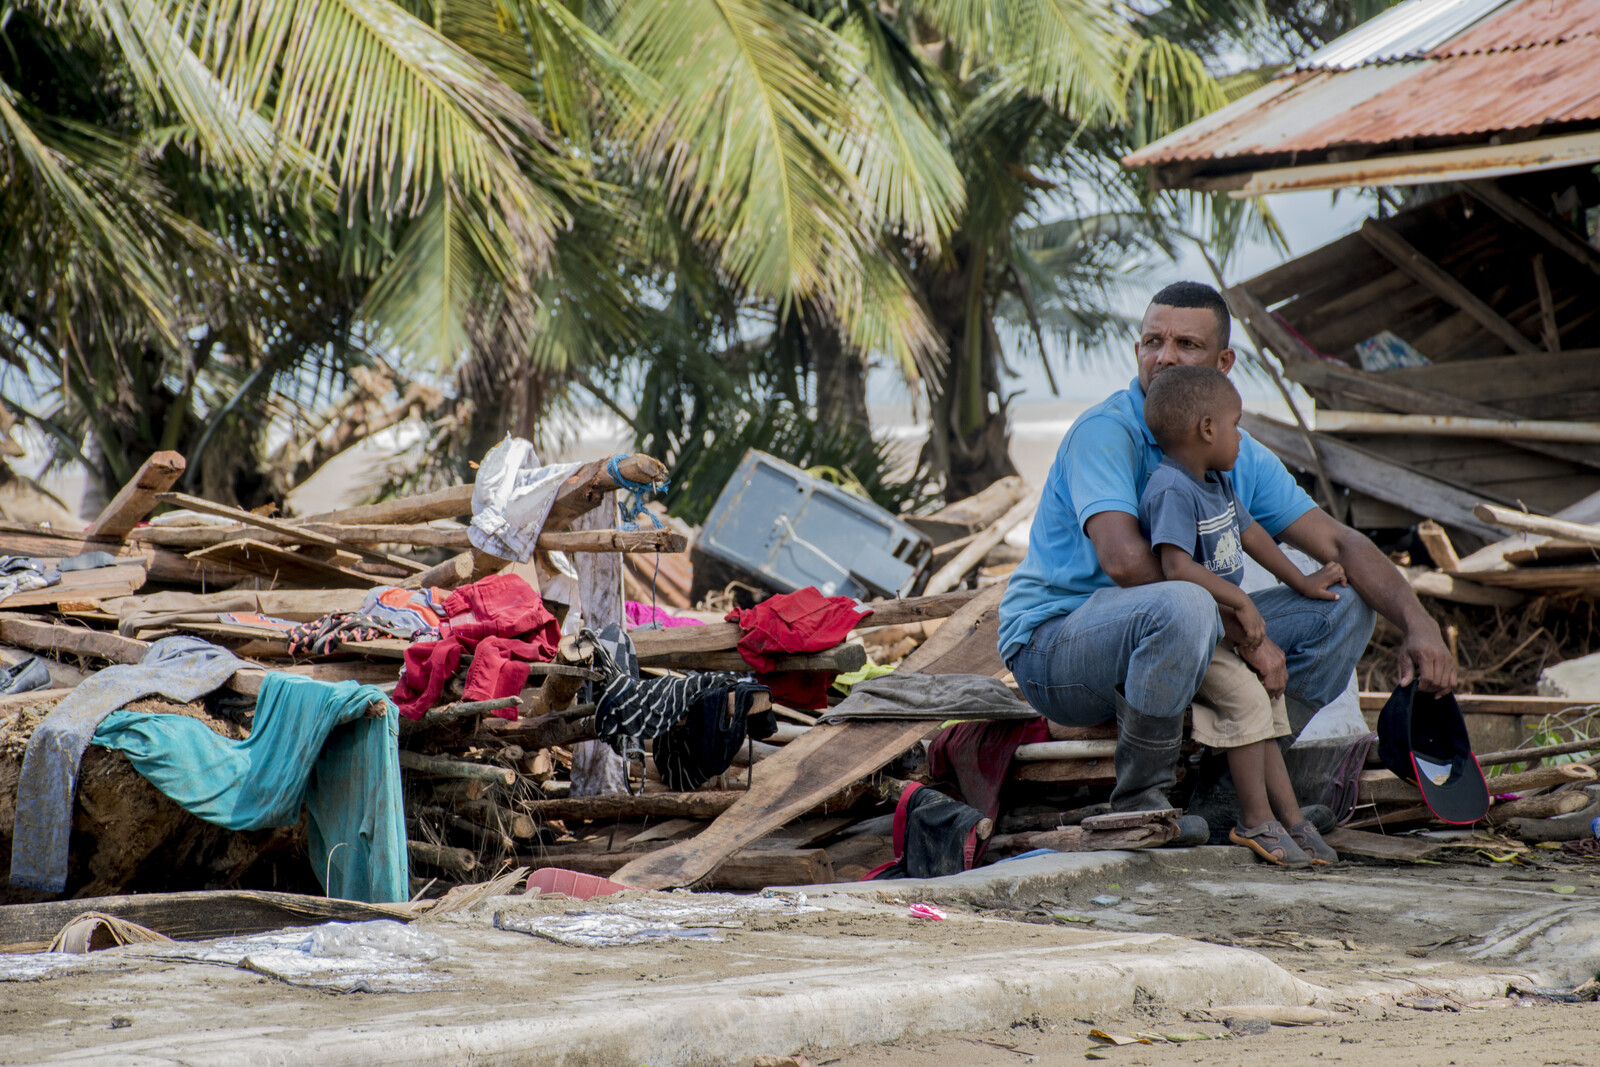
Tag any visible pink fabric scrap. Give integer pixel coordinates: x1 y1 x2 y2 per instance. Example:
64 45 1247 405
624 601 704 629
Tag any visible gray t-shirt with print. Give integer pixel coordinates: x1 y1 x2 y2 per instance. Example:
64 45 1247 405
1137 457 1256 587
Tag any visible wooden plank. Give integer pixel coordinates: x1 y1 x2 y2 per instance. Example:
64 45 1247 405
1359 219 1538 355
0 563 146 608
1464 180 1600 280
1359 763 1594 805
1282 351 1600 472
0 521 227 586
0 615 148 665
907 476 1028 544
1318 411 1600 445
1473 504 1600 553
524 848 836 890
1009 759 1117 785
1241 412 1506 540
187 539 377 587
157 491 425 574
1359 691 1600 716
1400 566 1524 608
83 451 185 542
611 581 1011 890
0 890 412 954
1416 521 1460 572
131 524 688 555
1322 828 1442 862
923 490 1039 595
1382 349 1600 405
1455 486 1600 574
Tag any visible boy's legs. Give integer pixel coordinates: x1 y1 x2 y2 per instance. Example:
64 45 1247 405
1192 644 1296 828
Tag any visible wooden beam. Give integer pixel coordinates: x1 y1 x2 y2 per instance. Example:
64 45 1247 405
131 524 688 555
1359 219 1538 355
1473 503 1600 553
156 491 425 574
1454 485 1600 574
1241 412 1506 539
1464 180 1600 280
1358 691 1597 716
1532 254 1561 352
83 451 186 541
611 581 1010 891
186 538 378 588
923 490 1039 595
398 751 517 786
1400 565 1523 608
523 848 836 890
1280 351 1600 472
0 563 147 608
1416 521 1461 573
1316 411 1600 444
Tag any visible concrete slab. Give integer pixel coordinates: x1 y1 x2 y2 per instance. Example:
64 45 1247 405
6 847 1597 1065
4 893 1314 1067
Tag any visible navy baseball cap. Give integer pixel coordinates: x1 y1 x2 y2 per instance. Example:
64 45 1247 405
1376 682 1489 825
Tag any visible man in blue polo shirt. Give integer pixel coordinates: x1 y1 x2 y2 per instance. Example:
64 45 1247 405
999 281 1456 817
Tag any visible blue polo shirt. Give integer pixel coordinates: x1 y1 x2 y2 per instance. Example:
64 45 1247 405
997 378 1317 661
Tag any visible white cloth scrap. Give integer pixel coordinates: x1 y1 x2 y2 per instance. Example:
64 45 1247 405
468 436 584 563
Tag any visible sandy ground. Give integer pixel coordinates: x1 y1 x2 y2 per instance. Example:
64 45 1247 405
829 1001 1600 1066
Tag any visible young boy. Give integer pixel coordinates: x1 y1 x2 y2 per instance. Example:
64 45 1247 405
1139 365 1344 866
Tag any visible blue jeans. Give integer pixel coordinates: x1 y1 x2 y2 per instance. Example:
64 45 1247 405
1010 581 1375 733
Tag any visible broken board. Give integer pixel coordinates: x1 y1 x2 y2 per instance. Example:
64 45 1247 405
1322 828 1444 862
611 580 1010 890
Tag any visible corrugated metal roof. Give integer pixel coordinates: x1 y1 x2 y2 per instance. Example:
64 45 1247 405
1124 0 1600 171
1437 0 1600 53
1299 0 1509 69
1277 36 1600 150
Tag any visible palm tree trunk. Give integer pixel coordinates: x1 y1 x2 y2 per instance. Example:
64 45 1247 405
801 303 870 441
919 244 1019 501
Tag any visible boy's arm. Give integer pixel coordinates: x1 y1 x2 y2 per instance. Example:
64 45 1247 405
1155 543 1258 619
1240 523 1346 600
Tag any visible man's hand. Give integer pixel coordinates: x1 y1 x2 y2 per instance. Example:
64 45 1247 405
1295 562 1347 601
1398 627 1457 693
1237 635 1288 699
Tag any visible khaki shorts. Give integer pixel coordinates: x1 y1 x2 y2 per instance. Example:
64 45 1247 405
1188 640 1290 749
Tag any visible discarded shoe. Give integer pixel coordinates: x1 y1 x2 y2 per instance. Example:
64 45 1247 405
0 656 51 697
1168 814 1210 847
1287 819 1339 865
1229 819 1313 867
1300 803 1336 834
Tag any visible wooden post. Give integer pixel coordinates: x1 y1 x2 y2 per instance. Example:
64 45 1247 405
408 841 477 875
84 452 186 541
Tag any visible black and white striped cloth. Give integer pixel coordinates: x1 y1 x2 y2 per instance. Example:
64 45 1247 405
583 625 744 741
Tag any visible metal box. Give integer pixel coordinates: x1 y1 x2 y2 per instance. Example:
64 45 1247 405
697 450 932 599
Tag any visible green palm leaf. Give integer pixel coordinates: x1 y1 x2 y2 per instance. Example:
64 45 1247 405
914 0 1130 117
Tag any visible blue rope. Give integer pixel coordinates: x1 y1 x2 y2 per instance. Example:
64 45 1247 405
608 456 668 531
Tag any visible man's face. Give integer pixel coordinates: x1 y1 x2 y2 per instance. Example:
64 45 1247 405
1136 303 1236 390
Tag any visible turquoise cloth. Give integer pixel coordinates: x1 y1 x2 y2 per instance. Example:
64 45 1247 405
93 673 408 904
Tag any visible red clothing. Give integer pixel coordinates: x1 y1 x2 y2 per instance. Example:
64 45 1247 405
724 587 873 709
394 574 560 719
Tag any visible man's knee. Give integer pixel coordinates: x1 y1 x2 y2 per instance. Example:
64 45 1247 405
1328 586 1377 643
1133 582 1223 655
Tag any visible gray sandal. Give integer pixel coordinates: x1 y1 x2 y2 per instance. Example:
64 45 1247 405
1288 820 1338 865
1229 819 1313 867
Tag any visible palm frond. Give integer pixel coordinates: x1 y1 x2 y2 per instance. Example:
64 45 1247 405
914 0 1130 118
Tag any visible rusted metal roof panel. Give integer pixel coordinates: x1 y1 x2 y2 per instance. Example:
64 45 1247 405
1123 65 1422 165
1124 0 1600 170
1301 0 1508 69
1435 0 1600 54
1278 36 1600 150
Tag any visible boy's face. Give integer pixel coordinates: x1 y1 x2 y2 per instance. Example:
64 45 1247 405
1200 391 1244 471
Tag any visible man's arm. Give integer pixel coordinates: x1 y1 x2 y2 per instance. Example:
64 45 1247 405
1083 511 1165 587
1278 507 1457 692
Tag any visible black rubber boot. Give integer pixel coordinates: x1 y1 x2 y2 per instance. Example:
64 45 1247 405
1108 690 1185 813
